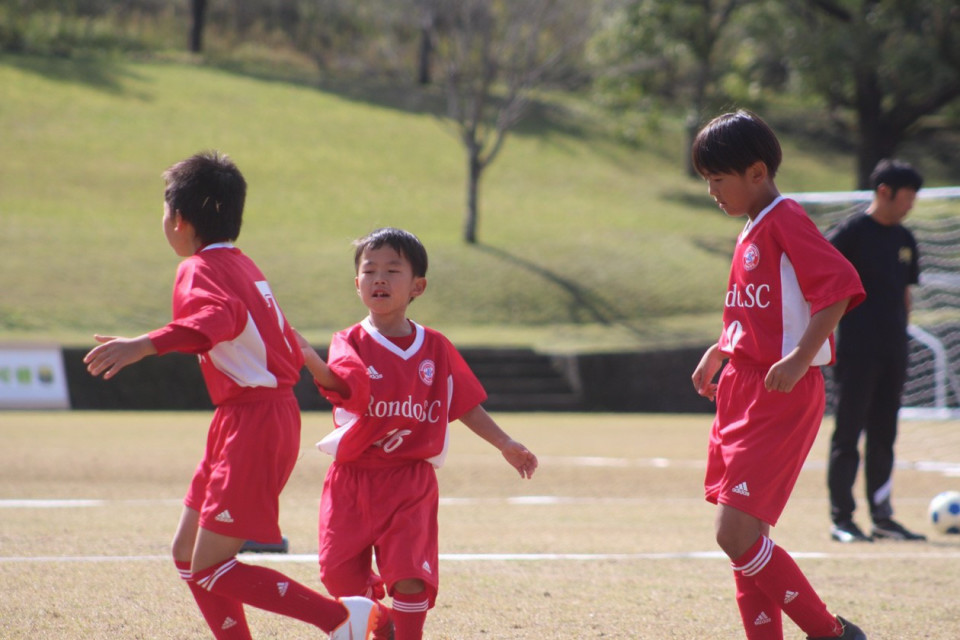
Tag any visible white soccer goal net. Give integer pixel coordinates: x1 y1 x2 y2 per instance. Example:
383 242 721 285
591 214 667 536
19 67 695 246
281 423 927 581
791 186 960 420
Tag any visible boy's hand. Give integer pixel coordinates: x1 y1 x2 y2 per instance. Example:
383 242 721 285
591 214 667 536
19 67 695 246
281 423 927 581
296 332 323 367
692 343 724 401
765 297 849 393
294 329 350 395
84 334 157 380
293 328 324 367
764 349 809 393
501 440 538 479
292 328 311 349
293 328 320 363
458 405 537 478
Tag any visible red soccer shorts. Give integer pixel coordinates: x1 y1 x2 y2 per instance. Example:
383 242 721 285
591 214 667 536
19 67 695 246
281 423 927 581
184 393 301 543
318 459 440 606
704 362 825 526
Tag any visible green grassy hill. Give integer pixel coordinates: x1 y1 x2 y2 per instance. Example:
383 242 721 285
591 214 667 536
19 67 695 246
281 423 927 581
0 54 909 352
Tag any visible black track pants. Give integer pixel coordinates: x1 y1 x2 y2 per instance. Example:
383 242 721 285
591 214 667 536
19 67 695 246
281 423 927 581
827 349 907 524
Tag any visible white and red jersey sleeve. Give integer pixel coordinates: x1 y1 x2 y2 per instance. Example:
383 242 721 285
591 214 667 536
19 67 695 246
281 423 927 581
317 318 487 468
718 197 864 367
149 243 304 405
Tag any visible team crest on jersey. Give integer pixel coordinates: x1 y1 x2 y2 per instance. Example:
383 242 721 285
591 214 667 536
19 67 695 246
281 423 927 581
743 243 760 271
418 359 435 385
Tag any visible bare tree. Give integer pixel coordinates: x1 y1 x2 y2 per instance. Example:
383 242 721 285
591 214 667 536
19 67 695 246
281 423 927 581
189 0 207 53
417 2 436 84
431 0 594 244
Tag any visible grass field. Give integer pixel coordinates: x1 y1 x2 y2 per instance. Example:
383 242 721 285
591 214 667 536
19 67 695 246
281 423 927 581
3 54 960 353
2 411 959 639
0 54 888 351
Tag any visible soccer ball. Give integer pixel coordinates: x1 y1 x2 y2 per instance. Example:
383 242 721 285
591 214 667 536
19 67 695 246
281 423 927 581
928 491 960 535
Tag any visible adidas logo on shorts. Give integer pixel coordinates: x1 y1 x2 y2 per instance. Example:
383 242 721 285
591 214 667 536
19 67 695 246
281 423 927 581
784 590 798 604
277 581 289 597
732 482 751 497
215 510 234 523
754 611 772 626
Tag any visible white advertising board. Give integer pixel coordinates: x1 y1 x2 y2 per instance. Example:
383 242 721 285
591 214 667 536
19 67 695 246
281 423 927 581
0 345 71 409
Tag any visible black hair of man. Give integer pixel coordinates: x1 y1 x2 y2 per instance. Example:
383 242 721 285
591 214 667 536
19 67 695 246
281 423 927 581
870 159 924 196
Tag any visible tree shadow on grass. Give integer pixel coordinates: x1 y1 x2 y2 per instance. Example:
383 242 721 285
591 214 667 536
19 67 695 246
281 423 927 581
3 53 146 96
205 56 643 161
4 51 663 176
474 242 644 338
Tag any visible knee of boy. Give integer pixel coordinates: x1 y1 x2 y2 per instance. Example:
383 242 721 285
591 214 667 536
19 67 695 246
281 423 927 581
392 578 426 595
171 540 193 565
320 565 372 599
715 525 759 560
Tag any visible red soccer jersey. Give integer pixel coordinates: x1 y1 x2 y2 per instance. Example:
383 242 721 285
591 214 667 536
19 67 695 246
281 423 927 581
316 318 487 468
149 243 304 405
718 197 865 368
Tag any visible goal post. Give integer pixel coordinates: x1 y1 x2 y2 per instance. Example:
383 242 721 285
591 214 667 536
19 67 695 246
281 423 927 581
787 186 960 420
902 325 960 420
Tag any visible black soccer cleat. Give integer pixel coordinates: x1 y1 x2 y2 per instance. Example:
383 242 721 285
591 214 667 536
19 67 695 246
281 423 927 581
807 615 867 640
830 520 872 543
871 518 927 541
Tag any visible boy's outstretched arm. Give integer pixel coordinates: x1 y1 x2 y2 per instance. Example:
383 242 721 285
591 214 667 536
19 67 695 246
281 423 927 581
459 405 538 479
84 334 157 380
293 329 349 395
764 297 851 393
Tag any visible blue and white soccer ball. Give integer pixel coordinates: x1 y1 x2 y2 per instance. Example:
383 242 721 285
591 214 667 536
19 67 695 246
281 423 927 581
928 491 960 535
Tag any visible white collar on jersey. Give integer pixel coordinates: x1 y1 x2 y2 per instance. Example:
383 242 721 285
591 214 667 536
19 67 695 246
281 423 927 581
740 195 785 240
200 242 235 252
360 316 425 361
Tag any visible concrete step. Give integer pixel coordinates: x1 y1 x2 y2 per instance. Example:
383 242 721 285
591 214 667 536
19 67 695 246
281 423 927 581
484 391 584 412
461 348 582 411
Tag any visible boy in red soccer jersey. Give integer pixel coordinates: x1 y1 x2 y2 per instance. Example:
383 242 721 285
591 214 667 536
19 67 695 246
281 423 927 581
690 112 868 640
297 227 538 640
84 151 390 640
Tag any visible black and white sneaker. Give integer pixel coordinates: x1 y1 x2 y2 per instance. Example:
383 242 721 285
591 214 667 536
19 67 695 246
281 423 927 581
830 520 872 543
871 518 926 541
808 615 867 640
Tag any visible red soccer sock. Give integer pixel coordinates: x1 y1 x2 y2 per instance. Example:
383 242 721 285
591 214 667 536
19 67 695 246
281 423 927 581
390 591 430 640
733 563 783 639
192 557 348 633
176 559 251 639
733 536 842 638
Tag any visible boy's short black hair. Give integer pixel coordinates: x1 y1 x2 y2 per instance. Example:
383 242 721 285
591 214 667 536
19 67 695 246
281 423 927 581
163 151 246 244
353 227 428 278
870 159 923 195
691 110 782 178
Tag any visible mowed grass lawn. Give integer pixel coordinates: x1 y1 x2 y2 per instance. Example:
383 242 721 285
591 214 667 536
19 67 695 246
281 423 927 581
1 54 866 351
2 411 959 639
